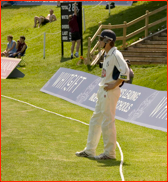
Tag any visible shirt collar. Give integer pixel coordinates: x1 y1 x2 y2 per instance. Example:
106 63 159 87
104 47 117 57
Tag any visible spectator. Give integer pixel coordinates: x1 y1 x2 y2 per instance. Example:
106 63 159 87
1 1 13 7
1 35 17 57
57 1 60 7
68 2 81 59
10 36 27 58
34 9 56 28
125 59 134 84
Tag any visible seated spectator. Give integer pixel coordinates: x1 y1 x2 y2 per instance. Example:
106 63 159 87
34 9 57 28
125 59 134 84
9 36 27 58
1 1 13 7
1 35 17 57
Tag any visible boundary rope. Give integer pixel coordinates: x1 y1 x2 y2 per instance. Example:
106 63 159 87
1 94 125 181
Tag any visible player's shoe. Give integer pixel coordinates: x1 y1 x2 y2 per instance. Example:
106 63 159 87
71 55 74 59
74 52 79 58
94 153 116 160
75 151 94 158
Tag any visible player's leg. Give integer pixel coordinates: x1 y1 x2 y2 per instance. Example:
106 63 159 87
74 39 81 57
100 87 121 159
76 88 104 157
71 41 75 59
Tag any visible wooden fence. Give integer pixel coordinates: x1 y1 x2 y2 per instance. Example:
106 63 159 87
87 5 167 64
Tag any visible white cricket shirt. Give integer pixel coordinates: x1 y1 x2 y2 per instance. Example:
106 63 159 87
99 47 129 87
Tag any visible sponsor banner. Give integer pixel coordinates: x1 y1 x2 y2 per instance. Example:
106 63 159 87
41 67 167 132
1 57 24 79
14 1 133 6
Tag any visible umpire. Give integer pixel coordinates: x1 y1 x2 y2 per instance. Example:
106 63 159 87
76 30 129 160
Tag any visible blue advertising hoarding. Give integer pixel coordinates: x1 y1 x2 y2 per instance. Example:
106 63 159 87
41 67 167 132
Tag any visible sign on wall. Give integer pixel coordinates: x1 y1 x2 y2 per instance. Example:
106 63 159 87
1 57 25 79
60 2 83 56
41 67 167 132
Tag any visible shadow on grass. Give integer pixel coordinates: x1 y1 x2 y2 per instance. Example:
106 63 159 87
87 64 97 72
85 157 130 167
60 57 71 63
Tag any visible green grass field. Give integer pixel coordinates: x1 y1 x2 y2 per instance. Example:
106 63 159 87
1 1 167 181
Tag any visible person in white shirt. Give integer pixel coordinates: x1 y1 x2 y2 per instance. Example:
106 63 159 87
34 9 56 28
76 29 129 160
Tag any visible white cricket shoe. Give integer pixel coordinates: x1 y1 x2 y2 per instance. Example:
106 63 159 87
75 151 94 158
94 153 116 160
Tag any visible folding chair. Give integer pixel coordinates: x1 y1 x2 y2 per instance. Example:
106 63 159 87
19 45 28 67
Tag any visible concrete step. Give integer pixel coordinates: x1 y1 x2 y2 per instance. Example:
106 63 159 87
128 47 167 52
127 47 167 51
144 40 167 44
153 36 167 41
128 59 167 65
123 56 167 61
135 44 167 48
121 51 167 57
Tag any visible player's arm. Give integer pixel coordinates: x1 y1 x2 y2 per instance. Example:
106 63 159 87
104 79 123 91
104 53 129 91
115 52 129 81
74 2 77 16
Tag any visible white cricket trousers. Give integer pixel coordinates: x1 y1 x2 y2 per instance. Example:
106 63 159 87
84 86 121 158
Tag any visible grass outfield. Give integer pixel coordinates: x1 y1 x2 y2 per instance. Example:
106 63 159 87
1 1 167 181
1 98 167 181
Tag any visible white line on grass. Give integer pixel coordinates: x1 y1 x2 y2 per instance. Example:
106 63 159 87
1 94 125 181
85 1 103 10
1 31 61 44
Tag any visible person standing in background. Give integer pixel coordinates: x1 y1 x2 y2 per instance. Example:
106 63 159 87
68 2 81 59
57 1 60 7
125 59 134 84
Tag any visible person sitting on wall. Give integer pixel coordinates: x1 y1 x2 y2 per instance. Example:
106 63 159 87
34 9 57 28
9 36 27 58
1 35 17 57
68 2 81 59
125 59 134 84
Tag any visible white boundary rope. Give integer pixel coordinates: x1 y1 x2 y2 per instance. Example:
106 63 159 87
1 94 125 181
26 33 44 41
1 31 61 44
116 141 125 181
46 31 61 35
85 1 103 10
